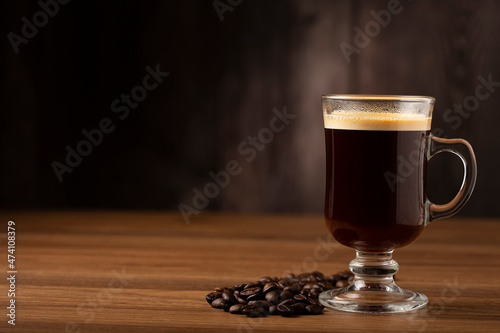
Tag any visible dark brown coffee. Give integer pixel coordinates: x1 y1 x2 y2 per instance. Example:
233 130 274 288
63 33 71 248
324 113 430 252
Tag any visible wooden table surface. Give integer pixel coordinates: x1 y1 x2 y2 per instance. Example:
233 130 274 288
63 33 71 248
0 212 499 333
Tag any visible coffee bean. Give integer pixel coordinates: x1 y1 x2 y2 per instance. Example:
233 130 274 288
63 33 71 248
310 288 322 295
306 297 321 306
246 292 262 302
277 280 289 289
292 302 306 314
240 287 262 297
279 290 294 301
302 283 316 290
206 292 216 304
311 271 325 280
234 284 246 291
278 298 295 307
306 304 323 315
298 272 312 280
265 291 279 304
277 303 294 317
259 276 273 283
247 300 269 310
222 291 237 305
244 283 262 289
284 283 300 293
293 294 307 302
263 282 279 293
211 298 226 309
243 305 265 317
206 270 354 317
236 297 248 305
336 280 349 288
302 275 318 283
229 304 244 314
321 281 334 290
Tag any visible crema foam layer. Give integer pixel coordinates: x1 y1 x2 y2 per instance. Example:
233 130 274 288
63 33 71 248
323 111 431 131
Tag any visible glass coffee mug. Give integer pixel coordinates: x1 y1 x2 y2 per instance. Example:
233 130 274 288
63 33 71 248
318 95 477 313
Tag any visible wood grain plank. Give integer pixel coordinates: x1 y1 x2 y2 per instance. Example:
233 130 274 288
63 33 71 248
0 212 498 332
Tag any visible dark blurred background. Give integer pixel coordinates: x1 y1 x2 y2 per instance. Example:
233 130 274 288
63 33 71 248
0 0 498 216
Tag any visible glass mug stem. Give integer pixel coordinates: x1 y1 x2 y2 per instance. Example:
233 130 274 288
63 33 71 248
320 250 428 313
426 135 477 223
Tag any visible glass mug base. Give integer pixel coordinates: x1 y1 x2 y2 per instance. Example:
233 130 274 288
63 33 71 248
319 250 428 313
319 287 428 313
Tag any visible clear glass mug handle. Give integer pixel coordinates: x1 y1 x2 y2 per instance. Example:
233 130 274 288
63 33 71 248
426 135 477 223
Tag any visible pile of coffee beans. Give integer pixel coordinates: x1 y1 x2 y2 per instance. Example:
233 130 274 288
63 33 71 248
206 270 353 317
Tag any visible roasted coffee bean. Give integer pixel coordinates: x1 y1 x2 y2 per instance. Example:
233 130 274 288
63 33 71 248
336 280 349 288
236 297 248 305
263 282 279 293
306 297 321 306
292 302 306 314
211 298 226 309
306 304 323 315
248 300 271 311
206 292 216 304
229 304 244 314
246 292 262 302
311 271 325 280
326 274 336 283
244 283 262 289
279 290 294 301
222 291 237 305
259 276 273 283
207 270 353 317
265 291 279 304
277 280 288 289
302 283 315 290
284 283 300 293
278 298 295 307
240 287 262 298
321 281 334 290
277 303 294 317
310 288 322 295
234 284 246 291
302 275 317 283
242 305 266 317
293 294 307 302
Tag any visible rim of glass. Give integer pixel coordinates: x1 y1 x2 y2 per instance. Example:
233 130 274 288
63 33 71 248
322 94 435 104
